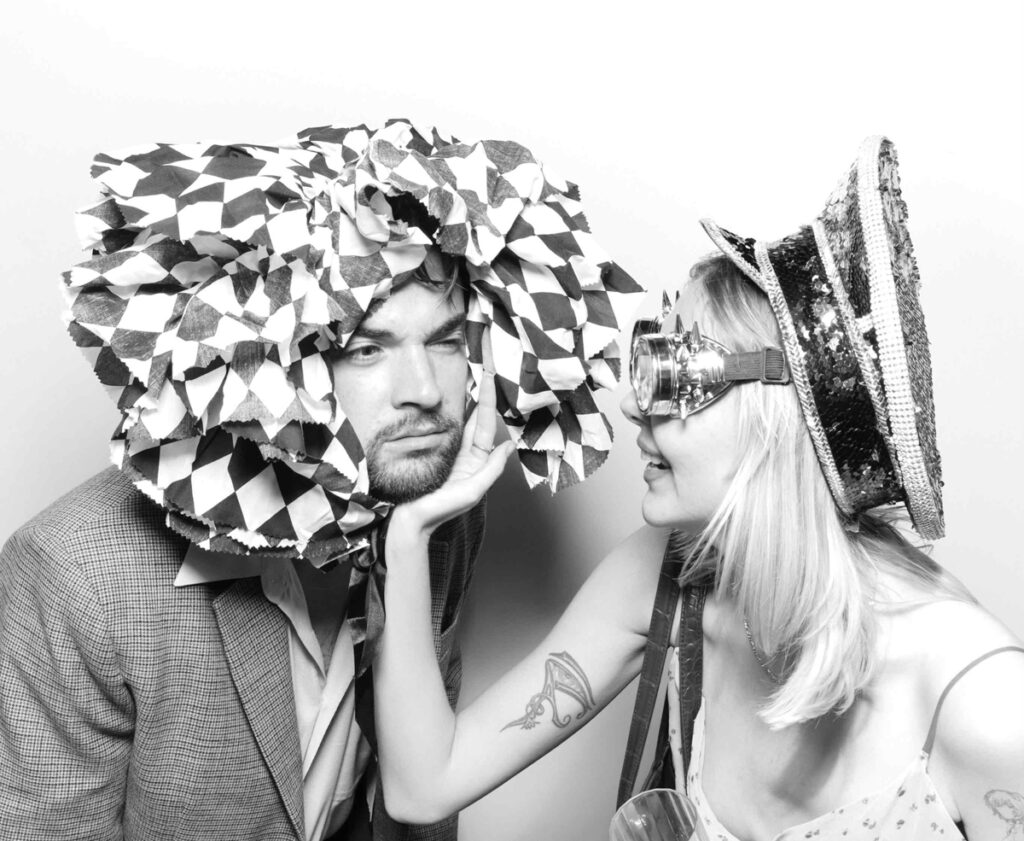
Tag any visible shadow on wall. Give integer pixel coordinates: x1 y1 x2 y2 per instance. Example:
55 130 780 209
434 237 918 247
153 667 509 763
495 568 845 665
455 460 643 841
458 467 575 686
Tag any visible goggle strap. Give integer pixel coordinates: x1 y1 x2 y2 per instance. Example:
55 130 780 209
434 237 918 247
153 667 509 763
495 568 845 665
722 348 790 384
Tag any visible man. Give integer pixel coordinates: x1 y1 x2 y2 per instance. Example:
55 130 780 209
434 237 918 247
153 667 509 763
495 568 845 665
0 120 641 840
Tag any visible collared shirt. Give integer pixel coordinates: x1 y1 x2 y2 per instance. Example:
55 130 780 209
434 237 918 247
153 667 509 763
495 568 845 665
175 546 373 841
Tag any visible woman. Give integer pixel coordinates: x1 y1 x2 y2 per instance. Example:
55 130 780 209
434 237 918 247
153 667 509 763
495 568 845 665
373 137 1024 841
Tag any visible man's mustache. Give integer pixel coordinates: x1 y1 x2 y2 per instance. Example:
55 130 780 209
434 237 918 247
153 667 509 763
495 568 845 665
372 411 462 446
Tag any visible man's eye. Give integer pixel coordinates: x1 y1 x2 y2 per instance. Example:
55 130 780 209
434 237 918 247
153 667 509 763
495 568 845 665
432 334 466 352
340 344 382 362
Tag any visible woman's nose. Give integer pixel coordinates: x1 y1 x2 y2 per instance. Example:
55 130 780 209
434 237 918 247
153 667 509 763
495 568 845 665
620 389 644 426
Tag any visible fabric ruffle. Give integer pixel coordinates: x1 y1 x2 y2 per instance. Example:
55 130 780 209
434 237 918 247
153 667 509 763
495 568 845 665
63 119 643 557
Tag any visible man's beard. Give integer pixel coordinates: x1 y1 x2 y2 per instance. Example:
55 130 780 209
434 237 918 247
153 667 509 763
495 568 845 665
364 410 464 504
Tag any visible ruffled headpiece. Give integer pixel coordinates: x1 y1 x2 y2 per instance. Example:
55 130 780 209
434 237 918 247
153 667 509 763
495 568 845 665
64 119 643 558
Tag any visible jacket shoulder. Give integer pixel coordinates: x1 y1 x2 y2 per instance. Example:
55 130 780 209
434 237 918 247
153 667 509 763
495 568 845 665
1 467 186 592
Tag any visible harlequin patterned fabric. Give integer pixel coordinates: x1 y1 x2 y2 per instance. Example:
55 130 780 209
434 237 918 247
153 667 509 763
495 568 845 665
63 119 643 558
701 136 943 539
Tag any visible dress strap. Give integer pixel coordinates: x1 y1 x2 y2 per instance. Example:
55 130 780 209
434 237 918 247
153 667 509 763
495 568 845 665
923 645 1024 753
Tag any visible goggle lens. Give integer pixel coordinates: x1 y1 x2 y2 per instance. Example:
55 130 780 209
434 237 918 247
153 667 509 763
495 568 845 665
631 335 678 416
629 315 789 418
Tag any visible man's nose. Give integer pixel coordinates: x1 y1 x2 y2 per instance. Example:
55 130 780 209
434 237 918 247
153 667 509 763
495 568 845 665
391 346 444 409
620 389 644 427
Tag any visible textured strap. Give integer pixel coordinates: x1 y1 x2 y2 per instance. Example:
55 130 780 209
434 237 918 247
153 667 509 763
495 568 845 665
616 537 684 806
723 349 789 384
676 584 709 782
638 695 675 793
923 645 1024 753
634 581 710 795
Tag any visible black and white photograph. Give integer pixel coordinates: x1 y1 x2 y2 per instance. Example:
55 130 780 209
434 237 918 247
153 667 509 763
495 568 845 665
1 3 1022 840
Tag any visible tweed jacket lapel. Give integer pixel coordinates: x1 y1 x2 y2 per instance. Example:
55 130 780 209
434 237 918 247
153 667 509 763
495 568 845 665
213 577 305 839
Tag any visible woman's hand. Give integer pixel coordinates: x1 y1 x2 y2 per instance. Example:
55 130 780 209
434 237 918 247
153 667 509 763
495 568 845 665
391 369 514 540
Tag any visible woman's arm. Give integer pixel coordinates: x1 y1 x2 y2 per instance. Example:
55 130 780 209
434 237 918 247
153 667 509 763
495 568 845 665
925 602 1024 841
374 371 667 822
377 518 665 823
938 648 1024 841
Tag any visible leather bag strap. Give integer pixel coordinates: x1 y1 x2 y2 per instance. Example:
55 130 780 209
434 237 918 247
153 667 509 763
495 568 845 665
676 583 709 782
616 536 683 806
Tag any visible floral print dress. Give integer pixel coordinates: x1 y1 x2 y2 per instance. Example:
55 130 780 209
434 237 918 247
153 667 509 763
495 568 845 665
666 645 1024 841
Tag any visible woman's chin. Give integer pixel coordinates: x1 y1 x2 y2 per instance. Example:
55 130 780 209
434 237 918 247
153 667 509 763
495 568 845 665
641 496 682 529
641 493 708 533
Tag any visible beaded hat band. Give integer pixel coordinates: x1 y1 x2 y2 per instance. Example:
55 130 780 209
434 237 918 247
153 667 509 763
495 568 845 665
700 136 943 539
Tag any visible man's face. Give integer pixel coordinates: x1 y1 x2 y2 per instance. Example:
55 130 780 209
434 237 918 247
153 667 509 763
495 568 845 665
331 281 468 504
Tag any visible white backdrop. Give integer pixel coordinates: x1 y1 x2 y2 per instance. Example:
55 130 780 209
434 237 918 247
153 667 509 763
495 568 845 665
1 2 1022 839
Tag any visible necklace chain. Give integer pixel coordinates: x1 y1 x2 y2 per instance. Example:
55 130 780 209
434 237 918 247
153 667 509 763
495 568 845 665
742 619 784 685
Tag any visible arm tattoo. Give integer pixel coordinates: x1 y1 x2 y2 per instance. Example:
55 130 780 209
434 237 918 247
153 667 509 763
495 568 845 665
984 790 1024 840
501 651 596 732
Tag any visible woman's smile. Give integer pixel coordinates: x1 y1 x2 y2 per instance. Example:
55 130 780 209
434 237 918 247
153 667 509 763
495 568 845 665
638 438 670 482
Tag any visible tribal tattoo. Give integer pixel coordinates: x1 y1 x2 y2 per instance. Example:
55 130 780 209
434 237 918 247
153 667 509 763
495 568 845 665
985 790 1024 840
501 651 596 732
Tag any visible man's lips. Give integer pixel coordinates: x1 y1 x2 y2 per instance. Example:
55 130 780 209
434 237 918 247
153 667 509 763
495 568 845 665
386 425 445 443
380 422 454 452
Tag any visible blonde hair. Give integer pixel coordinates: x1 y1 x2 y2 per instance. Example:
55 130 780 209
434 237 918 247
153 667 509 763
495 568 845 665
681 254 971 728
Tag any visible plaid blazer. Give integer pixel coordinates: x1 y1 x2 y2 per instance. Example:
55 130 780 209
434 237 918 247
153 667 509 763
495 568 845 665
0 468 485 841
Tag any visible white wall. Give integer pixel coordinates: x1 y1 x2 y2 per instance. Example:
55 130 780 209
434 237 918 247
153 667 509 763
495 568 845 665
1 3 1021 839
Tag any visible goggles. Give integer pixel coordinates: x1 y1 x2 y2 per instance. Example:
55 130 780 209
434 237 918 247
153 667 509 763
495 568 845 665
629 293 791 418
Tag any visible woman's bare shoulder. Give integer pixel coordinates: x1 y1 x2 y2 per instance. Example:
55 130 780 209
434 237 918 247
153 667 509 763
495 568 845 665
893 597 1024 770
905 600 1024 829
910 598 1021 673
885 595 1020 687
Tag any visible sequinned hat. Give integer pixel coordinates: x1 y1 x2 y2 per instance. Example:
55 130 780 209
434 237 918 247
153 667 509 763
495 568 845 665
63 119 644 558
700 136 943 539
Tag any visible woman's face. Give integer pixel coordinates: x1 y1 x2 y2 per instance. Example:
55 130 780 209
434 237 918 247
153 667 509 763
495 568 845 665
620 291 743 532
